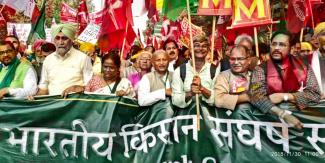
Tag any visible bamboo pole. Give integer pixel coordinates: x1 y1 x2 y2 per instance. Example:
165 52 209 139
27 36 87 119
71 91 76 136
120 20 129 61
211 16 216 62
300 28 304 42
186 0 200 131
254 27 259 57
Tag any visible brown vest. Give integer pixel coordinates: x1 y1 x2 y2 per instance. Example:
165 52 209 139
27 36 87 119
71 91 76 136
146 71 173 92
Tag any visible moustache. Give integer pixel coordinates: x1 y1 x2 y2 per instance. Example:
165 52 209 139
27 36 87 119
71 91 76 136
169 51 175 55
272 50 282 55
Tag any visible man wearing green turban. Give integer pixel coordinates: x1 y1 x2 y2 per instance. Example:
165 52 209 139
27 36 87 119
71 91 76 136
34 23 93 97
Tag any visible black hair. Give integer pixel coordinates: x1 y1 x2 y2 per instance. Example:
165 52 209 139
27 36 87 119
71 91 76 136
102 49 121 69
163 38 178 50
0 40 16 51
271 30 293 46
41 43 56 53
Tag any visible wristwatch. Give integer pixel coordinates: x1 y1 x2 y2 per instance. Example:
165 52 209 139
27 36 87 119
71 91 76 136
283 94 289 102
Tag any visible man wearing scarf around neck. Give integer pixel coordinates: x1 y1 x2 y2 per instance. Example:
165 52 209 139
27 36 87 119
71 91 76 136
249 30 321 130
311 22 325 99
0 41 37 99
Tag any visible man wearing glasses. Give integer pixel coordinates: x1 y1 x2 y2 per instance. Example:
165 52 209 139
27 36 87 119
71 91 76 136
214 45 251 110
35 24 93 96
249 30 321 130
172 35 220 108
311 22 325 99
0 41 37 98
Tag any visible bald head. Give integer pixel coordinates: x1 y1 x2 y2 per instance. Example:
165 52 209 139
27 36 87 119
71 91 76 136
152 50 169 74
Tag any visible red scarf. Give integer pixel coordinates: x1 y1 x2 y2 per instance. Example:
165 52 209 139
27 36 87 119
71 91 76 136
267 56 307 94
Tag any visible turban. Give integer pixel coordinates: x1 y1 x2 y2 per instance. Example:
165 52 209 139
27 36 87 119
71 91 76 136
300 42 312 51
314 22 325 36
32 39 46 52
131 51 152 60
51 24 77 40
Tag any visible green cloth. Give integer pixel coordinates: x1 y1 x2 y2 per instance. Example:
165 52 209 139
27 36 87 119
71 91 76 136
162 0 198 21
1 94 325 162
0 58 20 89
51 24 77 40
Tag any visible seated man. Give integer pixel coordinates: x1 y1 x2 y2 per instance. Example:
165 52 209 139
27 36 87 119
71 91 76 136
172 35 220 108
0 41 37 98
138 50 173 106
36 24 93 96
215 45 251 110
249 30 321 129
311 22 325 99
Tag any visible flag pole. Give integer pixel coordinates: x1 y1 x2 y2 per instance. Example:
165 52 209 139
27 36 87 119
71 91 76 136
186 0 200 131
120 20 129 61
254 27 259 57
0 0 7 13
300 28 304 42
211 16 216 62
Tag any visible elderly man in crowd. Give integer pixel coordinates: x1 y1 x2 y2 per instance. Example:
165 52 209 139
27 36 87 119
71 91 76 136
249 30 321 129
214 45 251 110
311 22 325 99
0 40 37 98
172 35 220 108
35 24 93 96
220 34 255 72
127 51 152 92
138 50 173 106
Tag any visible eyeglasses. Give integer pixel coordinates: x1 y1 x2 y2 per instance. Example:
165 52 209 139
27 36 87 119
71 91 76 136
0 49 15 56
229 57 248 62
271 42 288 48
193 43 209 49
54 36 69 41
102 66 117 71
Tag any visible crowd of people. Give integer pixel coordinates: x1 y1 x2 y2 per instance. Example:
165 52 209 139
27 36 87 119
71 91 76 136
0 22 325 130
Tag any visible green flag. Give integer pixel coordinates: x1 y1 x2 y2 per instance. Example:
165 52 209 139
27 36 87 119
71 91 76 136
27 0 46 44
162 0 198 21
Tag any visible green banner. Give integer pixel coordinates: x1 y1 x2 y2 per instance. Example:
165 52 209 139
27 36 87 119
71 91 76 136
0 94 325 163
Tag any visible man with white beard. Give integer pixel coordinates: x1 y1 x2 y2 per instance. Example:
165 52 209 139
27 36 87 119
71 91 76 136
35 24 93 96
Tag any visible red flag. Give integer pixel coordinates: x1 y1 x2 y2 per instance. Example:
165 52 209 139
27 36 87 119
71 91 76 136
146 0 159 22
312 0 325 25
0 5 16 22
77 0 89 35
61 2 77 23
98 24 136 57
286 0 309 33
98 0 135 56
100 0 128 34
153 36 159 49
160 18 181 41
31 5 40 24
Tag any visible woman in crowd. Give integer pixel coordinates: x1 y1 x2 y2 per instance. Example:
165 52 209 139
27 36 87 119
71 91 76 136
62 51 135 98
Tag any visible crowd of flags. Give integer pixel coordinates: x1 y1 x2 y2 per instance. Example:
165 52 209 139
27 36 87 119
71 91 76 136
0 0 325 55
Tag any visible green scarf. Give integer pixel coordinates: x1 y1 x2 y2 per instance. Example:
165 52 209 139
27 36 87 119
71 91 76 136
0 58 20 89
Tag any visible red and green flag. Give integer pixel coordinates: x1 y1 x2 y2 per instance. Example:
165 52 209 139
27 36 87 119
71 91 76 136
27 0 46 44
